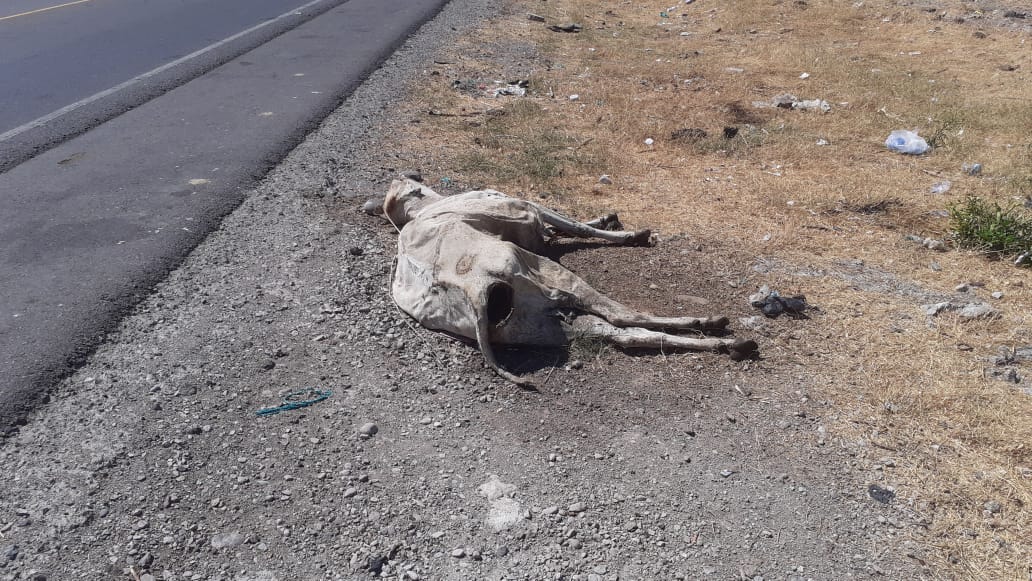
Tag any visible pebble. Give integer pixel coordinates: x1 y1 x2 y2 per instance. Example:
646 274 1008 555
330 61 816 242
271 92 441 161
359 422 379 437
210 532 245 549
568 502 586 513
343 487 358 498
959 302 997 320
450 547 466 558
494 546 509 557
598 175 613 185
720 469 734 478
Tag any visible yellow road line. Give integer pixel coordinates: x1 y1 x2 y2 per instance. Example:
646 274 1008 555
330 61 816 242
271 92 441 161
0 0 92 22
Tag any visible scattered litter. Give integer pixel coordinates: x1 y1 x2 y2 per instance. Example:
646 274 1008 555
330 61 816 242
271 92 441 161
799 72 810 79
792 99 831 113
451 79 486 94
722 126 739 139
885 130 929 155
991 291 1004 300
748 285 808 318
644 138 655 146
962 162 982 176
988 367 1022 384
905 234 947 251
930 181 951 194
492 83 526 98
753 94 830 113
547 23 582 33
256 388 332 416
815 138 830 146
725 67 745 73
1017 251 1031 266
921 301 999 320
599 175 613 185
527 13 546 22
568 94 580 101
660 11 670 18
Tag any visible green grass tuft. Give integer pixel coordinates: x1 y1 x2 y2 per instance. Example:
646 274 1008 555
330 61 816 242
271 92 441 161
948 196 1032 263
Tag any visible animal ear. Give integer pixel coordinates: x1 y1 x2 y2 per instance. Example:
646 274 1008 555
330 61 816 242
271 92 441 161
407 187 426 199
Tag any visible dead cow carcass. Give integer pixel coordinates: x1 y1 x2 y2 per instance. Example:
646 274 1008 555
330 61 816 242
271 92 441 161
380 178 757 385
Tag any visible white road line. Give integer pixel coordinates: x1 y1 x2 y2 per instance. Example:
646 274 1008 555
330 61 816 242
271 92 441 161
0 0 92 22
0 0 331 143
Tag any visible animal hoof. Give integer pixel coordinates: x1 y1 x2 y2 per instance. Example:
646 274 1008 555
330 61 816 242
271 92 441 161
601 213 624 231
627 229 653 246
728 339 759 361
707 316 730 330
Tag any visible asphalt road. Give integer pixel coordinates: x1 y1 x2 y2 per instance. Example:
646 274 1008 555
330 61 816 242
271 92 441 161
0 0 322 134
0 0 450 433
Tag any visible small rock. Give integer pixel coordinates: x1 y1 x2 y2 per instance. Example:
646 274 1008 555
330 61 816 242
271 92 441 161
401 170 423 182
868 484 895 504
598 175 613 185
991 291 1004 299
358 423 379 437
138 553 154 568
568 502 586 514
494 545 509 557
922 302 951 317
211 532 245 549
958 303 997 320
720 469 734 478
361 197 384 215
984 500 1002 514
343 487 358 498
567 538 583 549
644 138 655 146
527 13 546 22
3 545 17 561
450 548 466 558
348 246 364 256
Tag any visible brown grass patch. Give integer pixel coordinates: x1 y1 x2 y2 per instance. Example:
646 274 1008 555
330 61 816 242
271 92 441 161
386 0 1032 578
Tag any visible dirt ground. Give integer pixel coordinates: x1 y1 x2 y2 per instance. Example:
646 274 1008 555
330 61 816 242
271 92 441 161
1 1 1030 581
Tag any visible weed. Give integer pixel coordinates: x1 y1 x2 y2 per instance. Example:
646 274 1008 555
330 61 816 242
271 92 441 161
949 196 1032 260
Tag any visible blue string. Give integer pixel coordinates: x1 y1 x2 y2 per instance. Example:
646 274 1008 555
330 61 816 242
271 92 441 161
256 388 332 416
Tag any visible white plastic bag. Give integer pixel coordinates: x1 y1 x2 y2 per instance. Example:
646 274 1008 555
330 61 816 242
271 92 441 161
885 130 929 155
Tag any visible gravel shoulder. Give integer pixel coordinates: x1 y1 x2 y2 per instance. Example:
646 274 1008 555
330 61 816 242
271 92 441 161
0 1 927 580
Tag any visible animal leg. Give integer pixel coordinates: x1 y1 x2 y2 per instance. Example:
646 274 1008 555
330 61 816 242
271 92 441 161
533 259 730 331
537 206 651 246
570 316 758 361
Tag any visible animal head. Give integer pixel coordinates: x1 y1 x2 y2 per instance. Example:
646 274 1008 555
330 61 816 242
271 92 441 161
383 179 444 227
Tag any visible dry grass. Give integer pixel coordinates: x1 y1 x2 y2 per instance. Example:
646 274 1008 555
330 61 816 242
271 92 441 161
387 0 1032 578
